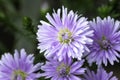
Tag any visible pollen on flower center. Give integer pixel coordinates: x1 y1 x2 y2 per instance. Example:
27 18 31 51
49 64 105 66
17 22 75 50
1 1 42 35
11 70 27 80
58 28 73 44
57 63 70 77
99 36 112 50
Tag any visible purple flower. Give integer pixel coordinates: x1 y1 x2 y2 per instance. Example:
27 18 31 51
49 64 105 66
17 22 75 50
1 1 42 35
83 67 118 80
0 49 42 80
41 56 86 80
87 16 120 66
37 6 93 61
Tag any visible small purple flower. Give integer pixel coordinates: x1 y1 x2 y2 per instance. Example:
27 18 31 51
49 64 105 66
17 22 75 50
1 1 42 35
37 6 93 61
0 49 42 80
83 67 118 80
41 56 86 80
87 16 120 66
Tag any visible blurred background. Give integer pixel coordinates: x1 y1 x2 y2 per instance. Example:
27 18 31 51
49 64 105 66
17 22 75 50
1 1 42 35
0 0 120 79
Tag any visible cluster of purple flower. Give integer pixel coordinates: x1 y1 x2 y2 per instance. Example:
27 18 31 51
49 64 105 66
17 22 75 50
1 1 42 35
0 49 42 80
0 6 120 80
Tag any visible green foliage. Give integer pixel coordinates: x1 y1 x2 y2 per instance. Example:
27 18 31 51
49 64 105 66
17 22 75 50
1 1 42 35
97 0 120 18
98 5 112 17
23 16 36 35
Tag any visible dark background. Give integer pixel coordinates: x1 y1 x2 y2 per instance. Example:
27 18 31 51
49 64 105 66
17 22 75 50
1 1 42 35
0 0 120 80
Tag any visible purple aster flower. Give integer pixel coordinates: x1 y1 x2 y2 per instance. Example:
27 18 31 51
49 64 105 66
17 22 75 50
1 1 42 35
0 49 42 80
41 56 86 80
87 16 120 66
83 67 118 80
37 6 93 61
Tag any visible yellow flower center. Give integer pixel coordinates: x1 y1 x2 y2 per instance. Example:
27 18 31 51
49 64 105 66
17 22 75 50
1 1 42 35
11 70 27 80
98 36 111 50
58 28 73 44
57 63 70 77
